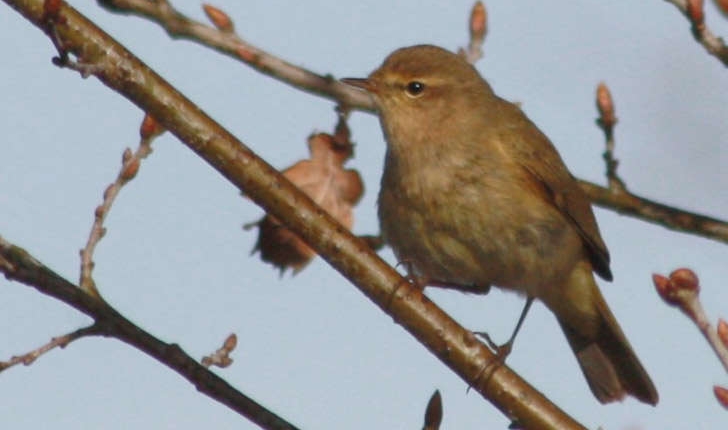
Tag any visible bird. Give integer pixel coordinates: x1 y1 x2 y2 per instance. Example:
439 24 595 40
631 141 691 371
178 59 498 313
342 44 658 405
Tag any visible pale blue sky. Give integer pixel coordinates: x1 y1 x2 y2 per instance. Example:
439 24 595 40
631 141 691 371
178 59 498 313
2 1 728 429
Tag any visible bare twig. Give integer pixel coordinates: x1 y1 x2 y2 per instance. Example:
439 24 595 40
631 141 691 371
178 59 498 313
0 324 102 372
96 0 373 110
0 234 299 430
579 180 728 245
663 0 728 66
79 113 160 296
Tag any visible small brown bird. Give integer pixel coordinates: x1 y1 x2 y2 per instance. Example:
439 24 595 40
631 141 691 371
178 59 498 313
343 45 658 405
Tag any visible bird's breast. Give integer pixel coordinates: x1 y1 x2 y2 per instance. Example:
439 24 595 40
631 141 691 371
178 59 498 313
378 150 583 294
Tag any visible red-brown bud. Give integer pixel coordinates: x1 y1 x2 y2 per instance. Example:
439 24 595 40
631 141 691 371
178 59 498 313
718 318 728 349
469 2 487 44
223 333 237 351
122 148 133 164
715 0 728 17
687 0 705 28
670 268 700 294
121 158 140 181
203 4 234 32
653 268 700 307
652 274 674 304
596 82 616 129
714 385 728 410
236 46 259 63
43 0 61 19
103 184 114 200
139 113 164 139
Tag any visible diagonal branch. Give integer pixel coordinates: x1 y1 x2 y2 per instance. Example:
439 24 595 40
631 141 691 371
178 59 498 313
5 1 585 428
97 0 728 246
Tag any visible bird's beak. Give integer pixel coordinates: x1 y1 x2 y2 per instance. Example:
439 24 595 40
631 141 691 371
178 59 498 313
341 77 377 93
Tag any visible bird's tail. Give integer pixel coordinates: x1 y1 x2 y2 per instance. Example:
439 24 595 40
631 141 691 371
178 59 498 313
555 277 659 405
543 261 658 405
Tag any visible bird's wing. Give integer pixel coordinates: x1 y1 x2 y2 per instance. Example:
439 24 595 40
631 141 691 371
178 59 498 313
504 105 613 281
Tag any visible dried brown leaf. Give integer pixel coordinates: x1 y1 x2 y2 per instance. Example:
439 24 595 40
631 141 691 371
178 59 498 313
253 132 363 274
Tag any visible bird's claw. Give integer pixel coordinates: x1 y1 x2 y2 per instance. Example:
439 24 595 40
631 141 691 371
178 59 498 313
474 331 513 362
396 259 428 289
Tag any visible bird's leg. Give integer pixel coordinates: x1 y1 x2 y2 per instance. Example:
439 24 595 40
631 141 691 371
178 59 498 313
476 296 534 361
396 259 427 289
386 259 427 311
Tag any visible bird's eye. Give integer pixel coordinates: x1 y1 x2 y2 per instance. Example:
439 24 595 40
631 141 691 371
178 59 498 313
405 81 425 97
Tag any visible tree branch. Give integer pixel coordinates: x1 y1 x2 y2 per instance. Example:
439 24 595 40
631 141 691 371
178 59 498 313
0 234 300 430
78 114 160 297
0 324 102 372
5 0 585 428
96 0 374 111
578 181 728 244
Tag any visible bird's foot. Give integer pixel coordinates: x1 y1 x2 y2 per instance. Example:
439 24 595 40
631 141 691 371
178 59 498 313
466 334 511 395
474 332 513 362
395 259 428 290
475 296 534 361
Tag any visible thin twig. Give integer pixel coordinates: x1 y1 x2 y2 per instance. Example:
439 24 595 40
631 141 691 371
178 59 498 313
578 180 728 245
79 115 157 297
96 0 373 110
0 324 102 372
663 0 728 66
79 114 158 296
